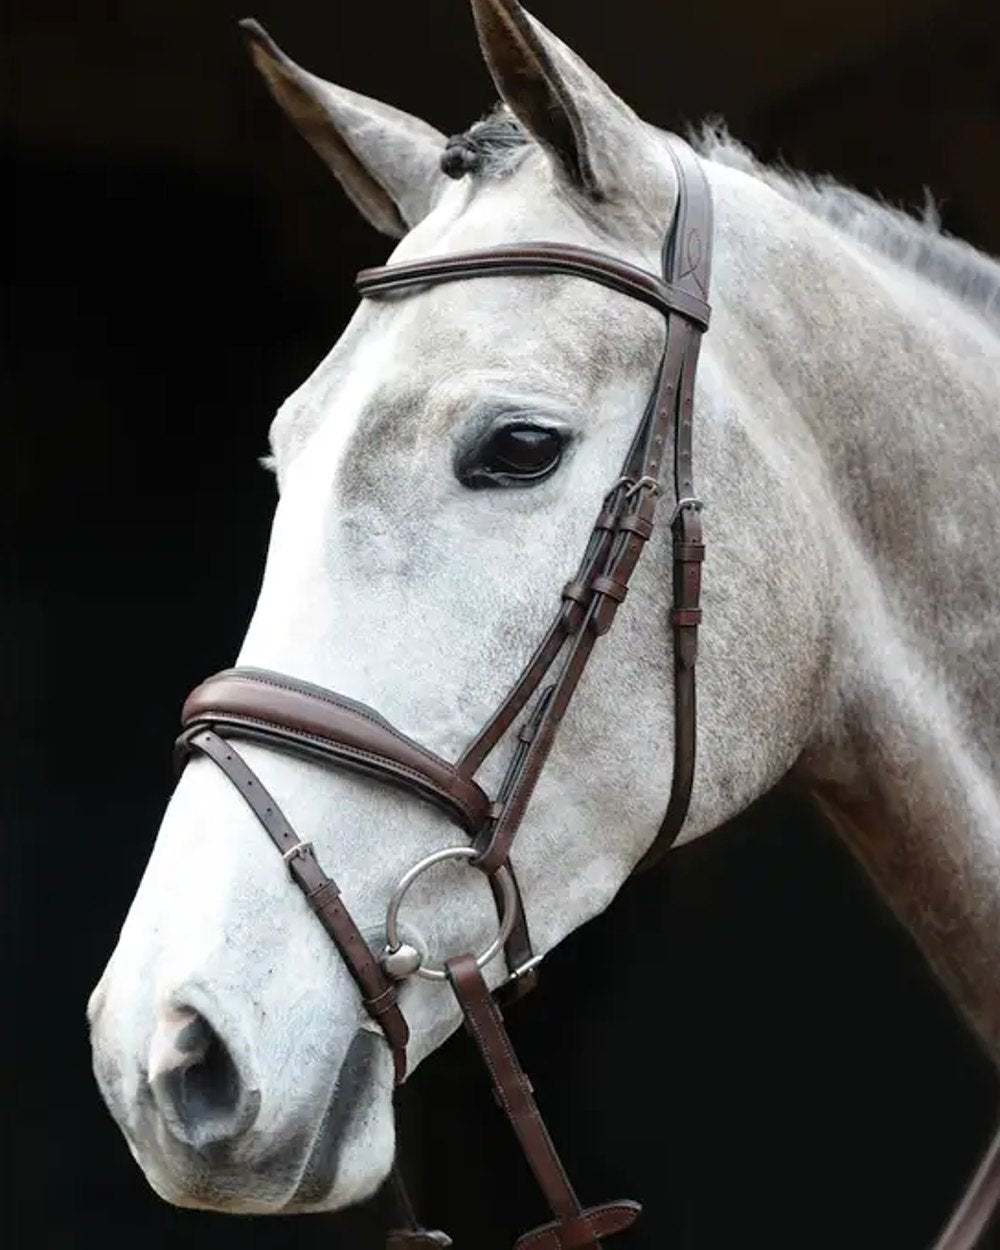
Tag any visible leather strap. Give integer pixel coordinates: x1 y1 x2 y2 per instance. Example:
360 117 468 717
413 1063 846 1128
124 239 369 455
181 668 490 835
184 728 411 1084
445 953 640 1250
637 136 712 866
356 242 710 330
455 138 712 874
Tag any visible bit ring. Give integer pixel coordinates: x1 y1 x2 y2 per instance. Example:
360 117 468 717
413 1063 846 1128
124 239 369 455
383 846 518 982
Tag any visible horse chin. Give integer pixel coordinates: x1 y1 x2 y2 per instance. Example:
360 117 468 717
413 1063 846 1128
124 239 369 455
281 1027 396 1213
128 1029 396 1216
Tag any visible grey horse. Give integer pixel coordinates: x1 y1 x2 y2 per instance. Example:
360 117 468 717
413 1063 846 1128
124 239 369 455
88 2 1000 1244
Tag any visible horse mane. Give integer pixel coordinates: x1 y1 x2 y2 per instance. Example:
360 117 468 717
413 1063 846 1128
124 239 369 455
442 110 1000 327
693 122 1000 327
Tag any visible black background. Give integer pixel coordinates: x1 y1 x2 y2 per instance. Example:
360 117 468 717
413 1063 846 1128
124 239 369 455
5 2 1000 1247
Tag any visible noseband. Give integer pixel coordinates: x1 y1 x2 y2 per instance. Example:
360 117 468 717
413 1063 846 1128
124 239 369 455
175 134 711 1248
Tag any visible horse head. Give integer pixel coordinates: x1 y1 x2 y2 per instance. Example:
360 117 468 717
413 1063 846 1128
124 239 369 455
89 0 905 1221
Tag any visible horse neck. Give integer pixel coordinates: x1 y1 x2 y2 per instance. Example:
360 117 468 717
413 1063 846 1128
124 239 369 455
806 652 1000 1064
711 165 1000 1065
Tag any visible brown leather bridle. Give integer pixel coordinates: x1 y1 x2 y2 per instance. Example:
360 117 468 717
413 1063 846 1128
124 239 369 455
168 129 1000 1249
172 133 709 1248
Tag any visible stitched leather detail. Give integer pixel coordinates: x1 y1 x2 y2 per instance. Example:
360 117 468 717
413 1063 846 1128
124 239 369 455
181 673 490 832
514 1202 641 1249
357 243 710 329
674 540 705 561
448 955 640 1250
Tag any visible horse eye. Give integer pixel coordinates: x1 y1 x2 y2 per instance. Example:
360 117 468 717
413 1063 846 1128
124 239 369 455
457 423 566 488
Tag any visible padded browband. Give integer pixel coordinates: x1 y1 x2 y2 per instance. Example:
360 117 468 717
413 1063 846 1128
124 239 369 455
356 242 711 330
179 668 491 834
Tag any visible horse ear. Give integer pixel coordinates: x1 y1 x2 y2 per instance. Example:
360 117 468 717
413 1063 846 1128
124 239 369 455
240 18 447 238
468 0 640 198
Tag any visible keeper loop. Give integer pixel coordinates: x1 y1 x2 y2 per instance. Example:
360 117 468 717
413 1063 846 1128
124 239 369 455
591 575 629 603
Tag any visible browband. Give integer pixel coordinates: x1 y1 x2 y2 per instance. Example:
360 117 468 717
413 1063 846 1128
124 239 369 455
356 241 711 330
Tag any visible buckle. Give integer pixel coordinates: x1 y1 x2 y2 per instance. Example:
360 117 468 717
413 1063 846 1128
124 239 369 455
505 953 544 983
282 840 313 864
668 495 703 525
624 475 662 500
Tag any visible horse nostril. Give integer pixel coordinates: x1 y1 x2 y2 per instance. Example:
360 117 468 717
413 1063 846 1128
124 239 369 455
149 1007 259 1151
178 1016 239 1120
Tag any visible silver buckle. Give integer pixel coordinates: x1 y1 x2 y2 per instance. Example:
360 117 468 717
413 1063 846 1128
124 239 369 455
624 475 662 500
603 476 635 505
282 840 313 864
504 953 544 983
669 495 703 525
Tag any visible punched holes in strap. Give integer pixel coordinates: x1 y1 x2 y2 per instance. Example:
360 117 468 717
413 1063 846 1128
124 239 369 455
671 535 705 633
670 509 705 671
183 728 410 1084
